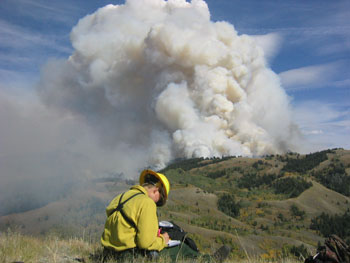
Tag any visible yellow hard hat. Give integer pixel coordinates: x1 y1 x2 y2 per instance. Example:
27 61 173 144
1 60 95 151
140 169 170 202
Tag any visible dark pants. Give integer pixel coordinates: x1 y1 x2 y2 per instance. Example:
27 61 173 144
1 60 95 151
102 247 157 262
102 243 202 263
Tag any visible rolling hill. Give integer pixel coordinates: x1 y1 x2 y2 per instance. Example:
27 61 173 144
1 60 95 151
1 148 349 260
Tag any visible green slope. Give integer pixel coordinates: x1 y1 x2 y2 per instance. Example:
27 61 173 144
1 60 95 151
1 148 349 259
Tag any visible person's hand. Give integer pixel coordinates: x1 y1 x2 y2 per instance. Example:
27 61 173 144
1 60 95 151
162 232 170 244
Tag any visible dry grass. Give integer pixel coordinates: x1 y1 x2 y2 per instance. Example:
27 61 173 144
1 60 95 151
0 229 96 263
0 230 303 263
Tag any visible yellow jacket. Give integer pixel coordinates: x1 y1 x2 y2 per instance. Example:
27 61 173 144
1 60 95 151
101 185 166 251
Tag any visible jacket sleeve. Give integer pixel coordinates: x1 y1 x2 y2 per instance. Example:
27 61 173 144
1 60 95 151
135 199 166 251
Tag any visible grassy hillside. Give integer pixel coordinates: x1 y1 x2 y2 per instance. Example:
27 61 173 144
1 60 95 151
157 149 350 257
0 229 97 263
1 148 350 261
0 230 301 263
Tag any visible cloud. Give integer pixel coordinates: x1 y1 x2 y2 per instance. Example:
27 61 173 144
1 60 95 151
4 0 349 216
0 87 151 174
0 19 71 53
0 88 150 215
0 69 39 93
279 62 342 91
316 39 350 56
294 101 343 126
38 0 304 171
6 0 81 25
333 79 350 88
252 33 282 62
304 130 323 135
18 0 70 13
293 101 350 151
0 18 72 86
0 53 33 65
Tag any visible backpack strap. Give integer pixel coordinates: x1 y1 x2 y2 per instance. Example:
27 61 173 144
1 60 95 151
109 191 144 231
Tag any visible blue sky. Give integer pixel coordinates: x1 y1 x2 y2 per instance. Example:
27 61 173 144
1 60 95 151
1 0 349 151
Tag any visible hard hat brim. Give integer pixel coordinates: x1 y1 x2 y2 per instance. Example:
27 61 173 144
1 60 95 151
140 169 169 199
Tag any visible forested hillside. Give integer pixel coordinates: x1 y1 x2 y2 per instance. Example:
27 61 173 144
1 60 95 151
158 148 350 254
1 148 350 260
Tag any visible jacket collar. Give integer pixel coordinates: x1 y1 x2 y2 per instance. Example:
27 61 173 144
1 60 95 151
130 185 148 196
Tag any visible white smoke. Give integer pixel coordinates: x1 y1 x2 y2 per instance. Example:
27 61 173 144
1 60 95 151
38 0 302 171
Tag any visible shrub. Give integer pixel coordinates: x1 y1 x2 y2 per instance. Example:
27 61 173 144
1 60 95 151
289 244 309 259
217 194 241 218
237 173 277 190
289 204 305 220
273 177 312 198
207 169 226 179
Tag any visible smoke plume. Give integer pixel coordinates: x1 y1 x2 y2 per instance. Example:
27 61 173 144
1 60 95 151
38 0 301 171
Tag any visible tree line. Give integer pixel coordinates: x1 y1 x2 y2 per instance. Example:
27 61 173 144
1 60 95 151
312 162 350 197
160 156 234 173
310 211 350 243
236 173 312 198
282 149 332 173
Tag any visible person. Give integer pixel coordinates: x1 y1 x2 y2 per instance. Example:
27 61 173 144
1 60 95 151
101 169 170 261
101 169 231 262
